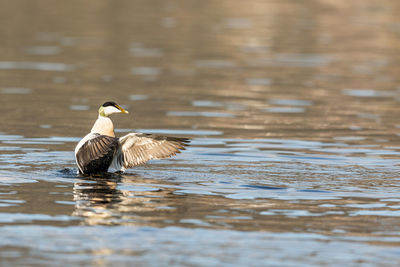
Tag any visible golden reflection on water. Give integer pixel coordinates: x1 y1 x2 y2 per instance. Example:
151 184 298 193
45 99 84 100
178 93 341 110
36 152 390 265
0 0 398 144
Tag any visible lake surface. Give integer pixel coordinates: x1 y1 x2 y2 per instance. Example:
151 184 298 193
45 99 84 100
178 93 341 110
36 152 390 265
1 0 400 266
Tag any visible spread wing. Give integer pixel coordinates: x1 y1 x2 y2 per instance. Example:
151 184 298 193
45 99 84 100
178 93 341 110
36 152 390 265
75 133 119 173
111 133 190 170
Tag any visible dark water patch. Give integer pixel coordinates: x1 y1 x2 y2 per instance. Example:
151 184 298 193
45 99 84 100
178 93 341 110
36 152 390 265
298 189 331 193
240 184 286 190
56 168 78 178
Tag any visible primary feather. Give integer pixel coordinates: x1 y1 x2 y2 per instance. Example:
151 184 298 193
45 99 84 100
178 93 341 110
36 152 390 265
109 133 190 171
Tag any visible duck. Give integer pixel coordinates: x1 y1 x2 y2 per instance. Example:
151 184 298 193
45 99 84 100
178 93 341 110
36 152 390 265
74 101 189 175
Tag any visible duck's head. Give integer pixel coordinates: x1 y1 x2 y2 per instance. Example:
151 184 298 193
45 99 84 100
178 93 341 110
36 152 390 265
99 101 129 117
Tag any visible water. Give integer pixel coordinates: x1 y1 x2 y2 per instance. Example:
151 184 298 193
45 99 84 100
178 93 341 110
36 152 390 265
1 0 400 266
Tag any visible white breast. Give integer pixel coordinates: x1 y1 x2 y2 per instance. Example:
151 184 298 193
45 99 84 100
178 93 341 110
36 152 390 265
90 115 115 137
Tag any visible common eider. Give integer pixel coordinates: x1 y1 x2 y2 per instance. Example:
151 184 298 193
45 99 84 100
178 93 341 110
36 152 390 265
74 101 189 175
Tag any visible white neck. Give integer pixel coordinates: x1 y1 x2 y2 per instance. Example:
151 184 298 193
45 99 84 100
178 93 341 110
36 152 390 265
90 115 115 137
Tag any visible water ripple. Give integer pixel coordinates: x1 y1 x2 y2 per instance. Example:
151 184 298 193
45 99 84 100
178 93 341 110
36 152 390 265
0 61 75 72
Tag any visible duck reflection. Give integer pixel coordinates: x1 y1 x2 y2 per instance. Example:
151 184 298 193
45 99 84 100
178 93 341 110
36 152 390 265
73 174 124 225
72 173 271 230
73 174 122 204
72 173 188 226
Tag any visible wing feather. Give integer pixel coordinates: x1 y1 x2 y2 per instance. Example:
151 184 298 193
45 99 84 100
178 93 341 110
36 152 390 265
75 134 119 174
110 133 189 170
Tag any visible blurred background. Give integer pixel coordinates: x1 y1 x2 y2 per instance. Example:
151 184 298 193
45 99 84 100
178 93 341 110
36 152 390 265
1 0 399 141
1 0 400 266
